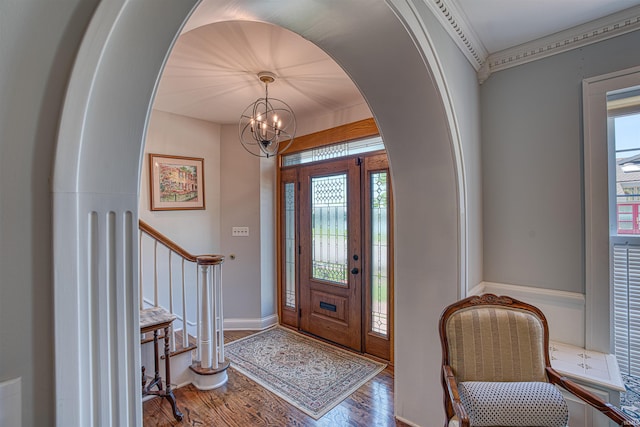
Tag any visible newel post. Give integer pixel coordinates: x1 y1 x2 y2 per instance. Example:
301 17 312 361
196 255 225 370
191 255 229 391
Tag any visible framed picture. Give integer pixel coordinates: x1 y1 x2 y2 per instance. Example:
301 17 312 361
149 153 205 211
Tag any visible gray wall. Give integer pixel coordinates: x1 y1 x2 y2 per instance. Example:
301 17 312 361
0 1 99 425
482 30 640 293
219 124 264 319
140 110 222 253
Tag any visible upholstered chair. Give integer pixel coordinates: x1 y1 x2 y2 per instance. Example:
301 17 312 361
439 293 634 427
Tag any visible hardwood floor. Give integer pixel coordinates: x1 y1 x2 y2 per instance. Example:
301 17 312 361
143 331 407 426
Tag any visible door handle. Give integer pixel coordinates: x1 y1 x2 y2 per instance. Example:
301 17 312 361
351 267 359 275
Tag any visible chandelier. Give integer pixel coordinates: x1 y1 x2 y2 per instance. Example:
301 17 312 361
238 72 297 158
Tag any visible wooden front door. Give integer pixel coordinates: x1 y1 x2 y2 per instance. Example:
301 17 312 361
279 150 393 360
299 158 363 350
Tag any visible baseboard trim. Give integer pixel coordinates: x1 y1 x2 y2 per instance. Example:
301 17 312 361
394 415 421 427
469 282 586 347
223 314 278 331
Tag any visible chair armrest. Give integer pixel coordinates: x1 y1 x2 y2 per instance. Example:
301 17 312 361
443 365 470 427
546 367 637 426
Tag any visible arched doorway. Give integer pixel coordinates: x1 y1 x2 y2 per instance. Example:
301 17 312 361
53 1 465 425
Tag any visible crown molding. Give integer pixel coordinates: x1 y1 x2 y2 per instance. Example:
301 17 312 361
482 5 640 83
425 1 640 84
423 0 487 71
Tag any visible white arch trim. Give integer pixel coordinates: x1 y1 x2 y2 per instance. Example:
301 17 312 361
387 0 469 299
53 1 467 425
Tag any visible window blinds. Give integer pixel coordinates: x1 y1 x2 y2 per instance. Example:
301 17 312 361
612 244 640 377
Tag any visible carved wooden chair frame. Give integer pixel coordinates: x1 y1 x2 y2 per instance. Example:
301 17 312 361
439 293 635 427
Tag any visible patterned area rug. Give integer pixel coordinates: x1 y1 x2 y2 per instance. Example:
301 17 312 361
224 326 386 420
622 374 640 423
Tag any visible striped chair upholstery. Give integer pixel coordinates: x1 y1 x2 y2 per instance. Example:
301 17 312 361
441 294 633 427
445 305 547 383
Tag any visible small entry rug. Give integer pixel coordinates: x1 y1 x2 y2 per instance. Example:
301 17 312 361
224 326 386 419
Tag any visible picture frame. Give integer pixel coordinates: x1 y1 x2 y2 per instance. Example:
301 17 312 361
149 153 205 211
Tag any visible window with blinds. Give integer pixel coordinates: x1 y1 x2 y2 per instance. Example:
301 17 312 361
609 94 640 378
612 244 640 376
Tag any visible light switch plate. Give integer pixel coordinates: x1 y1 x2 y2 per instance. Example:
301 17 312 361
232 226 249 237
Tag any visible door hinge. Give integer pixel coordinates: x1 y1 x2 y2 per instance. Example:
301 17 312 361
298 308 302 318
356 157 363 166
298 245 301 254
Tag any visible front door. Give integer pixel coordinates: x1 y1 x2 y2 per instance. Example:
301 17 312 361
279 148 393 360
299 158 363 350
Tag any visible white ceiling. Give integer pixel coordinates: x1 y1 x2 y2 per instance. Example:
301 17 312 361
153 20 365 125
153 1 640 125
454 0 640 53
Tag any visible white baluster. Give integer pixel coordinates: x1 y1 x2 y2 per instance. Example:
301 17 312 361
169 251 175 352
181 259 187 350
153 240 158 306
195 263 200 363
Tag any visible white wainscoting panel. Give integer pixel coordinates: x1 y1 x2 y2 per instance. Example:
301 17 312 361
469 282 586 347
561 385 612 427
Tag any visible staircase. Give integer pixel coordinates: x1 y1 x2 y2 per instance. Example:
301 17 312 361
139 220 228 391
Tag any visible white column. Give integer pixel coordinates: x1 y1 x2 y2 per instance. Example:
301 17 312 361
198 263 212 369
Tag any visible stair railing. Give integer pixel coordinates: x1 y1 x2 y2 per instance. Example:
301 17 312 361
138 220 225 369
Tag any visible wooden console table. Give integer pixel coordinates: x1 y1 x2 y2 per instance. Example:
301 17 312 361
140 307 183 421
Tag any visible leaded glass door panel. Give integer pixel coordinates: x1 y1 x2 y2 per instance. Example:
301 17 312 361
299 158 362 350
279 167 299 327
363 153 392 360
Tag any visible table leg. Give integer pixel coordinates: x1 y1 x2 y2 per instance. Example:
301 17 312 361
163 325 183 421
153 329 162 391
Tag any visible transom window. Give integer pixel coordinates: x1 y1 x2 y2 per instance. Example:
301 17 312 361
282 136 385 166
